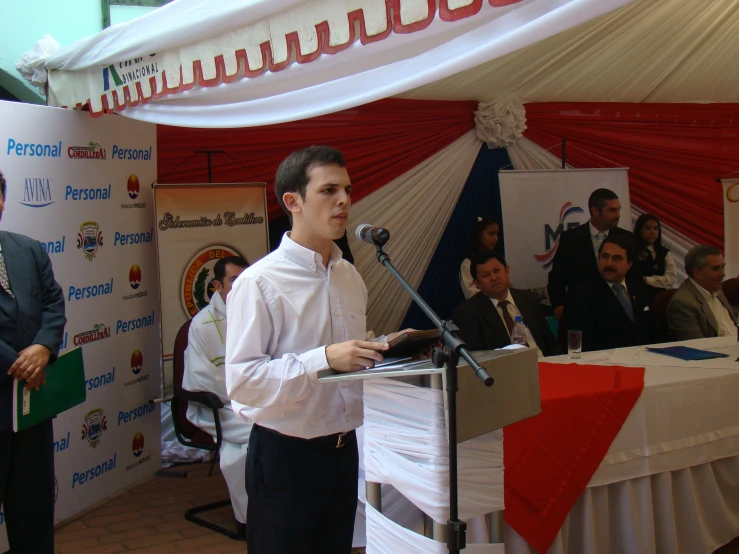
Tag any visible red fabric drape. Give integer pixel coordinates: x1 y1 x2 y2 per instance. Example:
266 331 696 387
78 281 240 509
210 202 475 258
504 362 645 554
524 103 739 249
157 98 476 220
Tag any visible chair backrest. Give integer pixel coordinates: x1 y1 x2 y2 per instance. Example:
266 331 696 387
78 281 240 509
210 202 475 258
171 319 216 448
653 289 678 339
723 278 739 309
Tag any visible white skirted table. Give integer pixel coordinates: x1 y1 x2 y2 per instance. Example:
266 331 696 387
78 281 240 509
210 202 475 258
361 337 739 554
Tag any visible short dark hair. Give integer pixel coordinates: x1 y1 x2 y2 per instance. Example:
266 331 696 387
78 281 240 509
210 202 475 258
274 146 346 216
685 244 722 277
588 188 619 214
214 256 249 283
0 170 6 200
470 250 508 280
599 233 637 263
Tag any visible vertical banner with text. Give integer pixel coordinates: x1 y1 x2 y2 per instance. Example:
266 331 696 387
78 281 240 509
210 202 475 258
0 101 161 550
722 179 739 278
154 184 269 398
499 168 632 290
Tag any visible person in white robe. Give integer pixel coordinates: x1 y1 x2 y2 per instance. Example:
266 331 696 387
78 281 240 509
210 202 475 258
182 256 251 529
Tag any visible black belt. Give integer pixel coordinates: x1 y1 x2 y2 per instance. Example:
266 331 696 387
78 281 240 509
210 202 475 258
256 425 355 450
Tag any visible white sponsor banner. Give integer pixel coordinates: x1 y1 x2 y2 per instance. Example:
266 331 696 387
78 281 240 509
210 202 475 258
0 100 161 549
499 168 632 290
722 179 739 278
154 184 269 398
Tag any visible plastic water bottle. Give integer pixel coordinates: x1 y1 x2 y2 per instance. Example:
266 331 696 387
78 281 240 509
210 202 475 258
511 316 528 346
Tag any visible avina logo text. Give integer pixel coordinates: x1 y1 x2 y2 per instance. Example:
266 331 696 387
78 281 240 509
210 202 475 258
21 177 54 207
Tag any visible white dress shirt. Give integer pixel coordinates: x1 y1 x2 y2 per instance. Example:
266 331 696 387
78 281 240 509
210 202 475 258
589 221 610 258
490 291 542 357
643 245 677 290
225 234 369 439
691 279 738 339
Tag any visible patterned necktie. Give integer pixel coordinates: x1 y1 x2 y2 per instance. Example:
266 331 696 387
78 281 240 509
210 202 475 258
497 300 529 346
594 231 606 257
612 283 634 322
0 252 14 298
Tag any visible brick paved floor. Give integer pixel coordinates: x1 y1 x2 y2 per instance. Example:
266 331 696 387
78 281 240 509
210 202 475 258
47 461 739 554
51 462 366 554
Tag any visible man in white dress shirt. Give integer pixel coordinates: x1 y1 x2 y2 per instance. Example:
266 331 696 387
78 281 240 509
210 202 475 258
182 255 250 536
225 146 392 554
666 245 737 340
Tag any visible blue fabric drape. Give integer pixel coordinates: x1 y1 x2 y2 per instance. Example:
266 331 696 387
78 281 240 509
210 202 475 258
400 145 511 330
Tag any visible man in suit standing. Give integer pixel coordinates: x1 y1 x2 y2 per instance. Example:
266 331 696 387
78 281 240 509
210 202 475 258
0 170 66 554
453 251 561 356
548 188 633 320
565 234 654 352
666 245 737 341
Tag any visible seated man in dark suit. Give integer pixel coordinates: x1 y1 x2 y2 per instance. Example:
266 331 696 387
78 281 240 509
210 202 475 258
666 245 737 341
0 170 66 554
565 234 654 352
453 251 562 356
548 188 633 321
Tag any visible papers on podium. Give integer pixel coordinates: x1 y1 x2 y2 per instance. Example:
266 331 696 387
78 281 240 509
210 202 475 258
13 347 86 432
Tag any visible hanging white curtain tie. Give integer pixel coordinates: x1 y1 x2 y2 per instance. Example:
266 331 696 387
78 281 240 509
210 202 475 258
474 96 527 149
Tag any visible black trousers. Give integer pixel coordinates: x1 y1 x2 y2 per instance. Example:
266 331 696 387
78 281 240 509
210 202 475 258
246 424 358 554
0 418 55 554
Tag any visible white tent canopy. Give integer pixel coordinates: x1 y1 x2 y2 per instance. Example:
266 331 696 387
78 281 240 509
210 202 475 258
30 0 637 128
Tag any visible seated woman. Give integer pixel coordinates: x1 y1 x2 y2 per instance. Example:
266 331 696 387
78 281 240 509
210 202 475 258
460 216 500 299
634 213 677 295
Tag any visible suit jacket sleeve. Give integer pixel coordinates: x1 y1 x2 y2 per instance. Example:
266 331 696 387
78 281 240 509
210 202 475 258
564 284 601 352
547 233 569 309
666 295 705 341
453 303 487 351
0 339 19 383
31 240 66 361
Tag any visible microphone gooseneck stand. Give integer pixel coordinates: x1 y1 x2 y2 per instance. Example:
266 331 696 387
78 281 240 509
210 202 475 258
370 242 494 554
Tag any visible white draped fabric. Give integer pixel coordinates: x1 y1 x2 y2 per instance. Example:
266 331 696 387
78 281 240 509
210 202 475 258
363 378 504 523
34 0 634 127
348 129 481 335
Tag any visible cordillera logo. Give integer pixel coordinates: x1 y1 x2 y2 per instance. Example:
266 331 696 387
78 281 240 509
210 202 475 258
125 349 149 387
21 177 54 207
53 430 71 453
40 236 66 255
127 432 150 471
68 278 114 302
122 174 146 209
81 408 107 449
72 454 117 488
86 367 116 392
113 145 153 161
7 138 62 158
73 324 111 346
116 310 155 335
118 400 156 426
182 246 240 316
124 265 148 301
65 184 111 201
77 221 104 261
114 228 154 247
68 142 106 160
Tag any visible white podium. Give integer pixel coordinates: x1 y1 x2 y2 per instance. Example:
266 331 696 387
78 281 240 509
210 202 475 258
320 347 540 553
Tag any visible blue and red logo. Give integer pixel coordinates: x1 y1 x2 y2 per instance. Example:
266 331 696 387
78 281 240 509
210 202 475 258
129 264 141 289
132 432 145 457
535 202 585 269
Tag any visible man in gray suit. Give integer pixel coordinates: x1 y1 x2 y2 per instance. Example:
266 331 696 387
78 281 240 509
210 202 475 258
666 245 737 341
0 170 66 553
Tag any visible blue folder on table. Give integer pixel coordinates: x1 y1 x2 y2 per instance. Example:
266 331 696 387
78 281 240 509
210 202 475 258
645 346 730 361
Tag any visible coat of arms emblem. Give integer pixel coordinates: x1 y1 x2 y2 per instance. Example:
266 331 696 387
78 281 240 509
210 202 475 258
81 408 107 448
77 221 103 261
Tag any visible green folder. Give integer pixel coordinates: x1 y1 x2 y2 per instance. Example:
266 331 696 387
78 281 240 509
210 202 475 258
13 347 86 432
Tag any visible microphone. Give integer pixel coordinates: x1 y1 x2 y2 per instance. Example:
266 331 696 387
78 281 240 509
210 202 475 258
355 224 390 247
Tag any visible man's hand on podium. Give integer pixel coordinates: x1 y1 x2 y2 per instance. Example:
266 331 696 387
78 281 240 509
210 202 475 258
326 340 389 373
